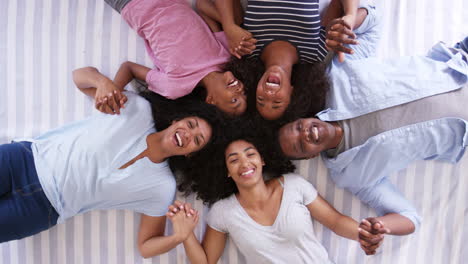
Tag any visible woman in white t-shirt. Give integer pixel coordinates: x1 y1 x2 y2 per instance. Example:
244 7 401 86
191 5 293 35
167 139 385 263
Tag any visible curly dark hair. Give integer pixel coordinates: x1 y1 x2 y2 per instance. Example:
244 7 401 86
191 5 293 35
281 62 330 123
223 58 330 123
177 116 295 205
139 91 225 172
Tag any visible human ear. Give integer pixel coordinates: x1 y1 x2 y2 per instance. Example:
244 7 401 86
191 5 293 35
205 95 215 105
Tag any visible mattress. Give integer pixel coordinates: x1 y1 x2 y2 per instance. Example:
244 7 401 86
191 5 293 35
0 0 467 263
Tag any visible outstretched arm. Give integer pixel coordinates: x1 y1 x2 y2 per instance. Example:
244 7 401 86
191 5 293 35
214 0 256 58
167 201 227 264
137 215 181 258
307 195 384 255
352 178 418 236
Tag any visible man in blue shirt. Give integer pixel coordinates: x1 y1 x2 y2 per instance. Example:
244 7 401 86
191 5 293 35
277 15 468 236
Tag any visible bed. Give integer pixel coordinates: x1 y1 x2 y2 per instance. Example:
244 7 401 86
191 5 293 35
0 0 467 263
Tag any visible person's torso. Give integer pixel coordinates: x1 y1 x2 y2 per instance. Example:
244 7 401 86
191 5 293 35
244 0 328 63
32 93 175 222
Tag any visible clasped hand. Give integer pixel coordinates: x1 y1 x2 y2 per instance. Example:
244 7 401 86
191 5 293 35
325 14 359 63
95 80 127 115
358 217 390 255
225 24 257 59
166 200 199 243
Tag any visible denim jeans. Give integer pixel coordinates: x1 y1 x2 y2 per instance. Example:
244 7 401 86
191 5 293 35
0 141 59 243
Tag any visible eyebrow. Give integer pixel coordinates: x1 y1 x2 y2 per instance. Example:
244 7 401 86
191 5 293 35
257 102 265 107
194 118 199 127
244 147 254 152
227 146 254 158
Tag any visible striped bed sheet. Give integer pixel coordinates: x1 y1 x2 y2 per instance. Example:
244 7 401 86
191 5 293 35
0 0 467 263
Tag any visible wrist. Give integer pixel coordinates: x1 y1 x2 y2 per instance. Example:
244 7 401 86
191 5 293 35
96 76 113 90
172 233 188 244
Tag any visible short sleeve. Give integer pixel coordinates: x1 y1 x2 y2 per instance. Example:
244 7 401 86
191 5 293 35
349 177 421 230
206 201 229 233
286 174 318 205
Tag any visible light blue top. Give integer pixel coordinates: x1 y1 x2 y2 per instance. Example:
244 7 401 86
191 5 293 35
315 6 468 229
32 92 176 223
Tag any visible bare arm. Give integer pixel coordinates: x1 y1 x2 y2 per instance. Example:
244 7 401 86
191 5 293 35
137 214 183 258
168 201 227 264
214 0 256 58
307 195 359 241
113 61 150 90
72 67 113 98
372 213 415 235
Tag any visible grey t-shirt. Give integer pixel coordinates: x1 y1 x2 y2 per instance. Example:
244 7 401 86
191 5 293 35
330 85 468 157
207 174 333 264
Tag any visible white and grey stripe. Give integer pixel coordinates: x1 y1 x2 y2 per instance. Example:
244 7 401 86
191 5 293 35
243 0 327 62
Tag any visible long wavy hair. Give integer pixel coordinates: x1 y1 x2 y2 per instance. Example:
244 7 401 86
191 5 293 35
177 116 295 205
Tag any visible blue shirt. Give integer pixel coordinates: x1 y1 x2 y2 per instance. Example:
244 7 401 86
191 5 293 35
32 92 176 223
316 8 468 228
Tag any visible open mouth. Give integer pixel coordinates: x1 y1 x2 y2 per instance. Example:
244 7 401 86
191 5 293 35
266 75 280 87
240 168 255 178
312 126 319 142
174 132 183 147
228 79 239 87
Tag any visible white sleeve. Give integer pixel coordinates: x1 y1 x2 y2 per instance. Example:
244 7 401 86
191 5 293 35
206 201 228 233
287 174 318 205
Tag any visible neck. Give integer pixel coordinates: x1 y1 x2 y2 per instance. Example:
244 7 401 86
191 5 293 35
144 132 173 163
329 121 344 149
200 71 219 94
236 178 272 209
261 41 298 70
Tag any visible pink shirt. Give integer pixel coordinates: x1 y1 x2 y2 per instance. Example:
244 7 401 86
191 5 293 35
121 0 231 99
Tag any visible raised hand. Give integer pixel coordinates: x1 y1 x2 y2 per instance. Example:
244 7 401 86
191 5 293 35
325 17 359 63
166 201 199 243
224 24 257 59
95 80 127 115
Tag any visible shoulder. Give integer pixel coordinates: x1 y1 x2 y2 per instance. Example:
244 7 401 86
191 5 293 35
283 173 309 185
209 195 236 215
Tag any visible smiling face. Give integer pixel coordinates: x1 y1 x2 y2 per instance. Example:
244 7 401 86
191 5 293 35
205 71 247 116
256 65 293 120
164 117 212 156
225 140 265 188
278 118 339 159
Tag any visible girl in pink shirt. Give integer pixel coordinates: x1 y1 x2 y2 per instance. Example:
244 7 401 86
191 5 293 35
100 0 248 116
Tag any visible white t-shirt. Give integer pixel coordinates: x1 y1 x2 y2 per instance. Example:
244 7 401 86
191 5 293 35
207 173 333 264
32 92 176 223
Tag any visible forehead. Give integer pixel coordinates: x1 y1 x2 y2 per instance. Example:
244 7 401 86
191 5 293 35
278 122 300 157
225 140 255 155
258 105 286 120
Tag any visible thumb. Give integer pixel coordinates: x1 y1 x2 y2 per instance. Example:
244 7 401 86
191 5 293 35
338 52 345 63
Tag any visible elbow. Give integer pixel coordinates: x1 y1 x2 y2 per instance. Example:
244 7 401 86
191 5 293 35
138 245 154 259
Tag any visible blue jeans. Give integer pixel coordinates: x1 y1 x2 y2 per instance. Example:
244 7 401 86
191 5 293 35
0 142 59 243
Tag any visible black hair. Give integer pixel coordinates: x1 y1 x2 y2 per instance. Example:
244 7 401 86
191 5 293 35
281 62 330 123
139 91 225 172
177 116 295 205
224 58 330 123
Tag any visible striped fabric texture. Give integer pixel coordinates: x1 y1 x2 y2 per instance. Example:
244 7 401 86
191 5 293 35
0 0 467 263
244 0 328 62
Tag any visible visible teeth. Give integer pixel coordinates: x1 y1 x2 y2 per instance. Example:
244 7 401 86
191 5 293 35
312 127 319 141
266 81 280 87
241 169 254 176
228 80 238 87
175 132 182 147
